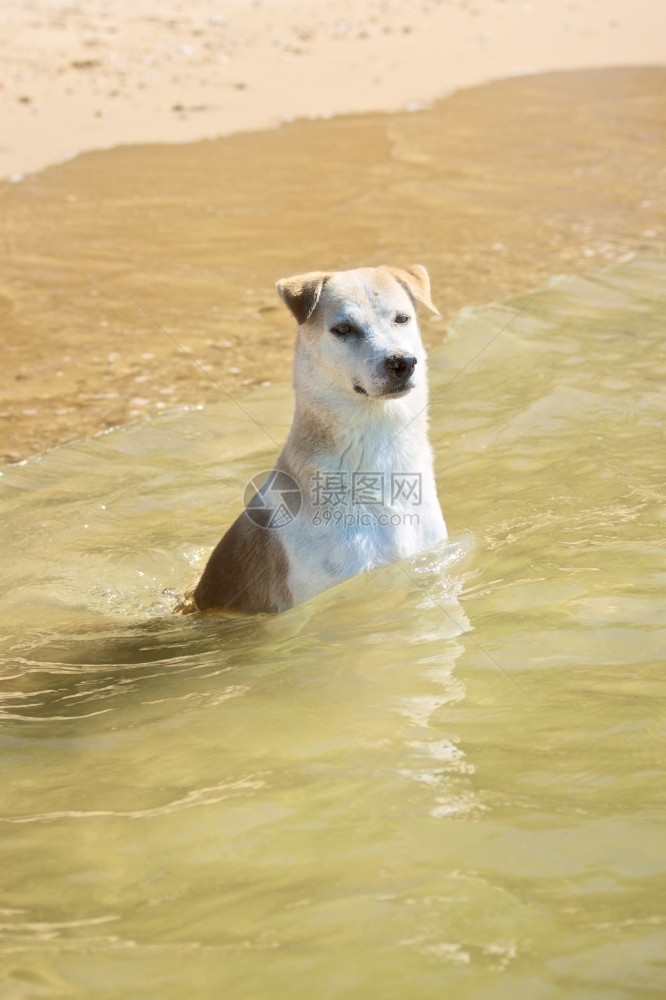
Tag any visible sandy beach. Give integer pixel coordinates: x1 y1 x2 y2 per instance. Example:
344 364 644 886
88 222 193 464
1 0 665 462
2 0 665 182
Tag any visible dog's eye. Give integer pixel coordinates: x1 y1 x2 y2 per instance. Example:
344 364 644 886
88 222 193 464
395 314 410 325
331 322 354 337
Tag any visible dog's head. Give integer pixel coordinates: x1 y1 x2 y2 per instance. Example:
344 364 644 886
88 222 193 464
277 265 438 402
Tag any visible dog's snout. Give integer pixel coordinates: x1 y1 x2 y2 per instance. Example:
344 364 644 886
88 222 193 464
385 353 417 379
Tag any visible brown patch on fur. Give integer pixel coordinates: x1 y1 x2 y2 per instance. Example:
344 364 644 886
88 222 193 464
192 512 292 615
285 405 335 462
382 264 439 315
276 271 331 325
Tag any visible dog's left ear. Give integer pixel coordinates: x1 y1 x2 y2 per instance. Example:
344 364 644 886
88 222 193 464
276 271 331 326
384 264 439 315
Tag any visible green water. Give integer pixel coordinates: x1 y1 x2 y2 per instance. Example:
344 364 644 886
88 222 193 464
0 257 665 998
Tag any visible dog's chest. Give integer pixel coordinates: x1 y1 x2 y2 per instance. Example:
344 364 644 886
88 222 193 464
283 443 445 605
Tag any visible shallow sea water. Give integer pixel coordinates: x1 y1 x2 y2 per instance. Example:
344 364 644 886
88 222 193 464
0 256 664 998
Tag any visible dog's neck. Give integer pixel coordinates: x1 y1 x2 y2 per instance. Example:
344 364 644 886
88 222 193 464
284 358 431 477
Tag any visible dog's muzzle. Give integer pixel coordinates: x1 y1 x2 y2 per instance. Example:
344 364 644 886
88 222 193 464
354 353 418 398
384 353 417 381
375 353 418 398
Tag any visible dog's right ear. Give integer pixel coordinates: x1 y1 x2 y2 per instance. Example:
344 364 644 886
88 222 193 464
276 272 331 326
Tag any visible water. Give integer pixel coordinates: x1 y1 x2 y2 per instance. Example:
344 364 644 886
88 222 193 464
0 256 664 998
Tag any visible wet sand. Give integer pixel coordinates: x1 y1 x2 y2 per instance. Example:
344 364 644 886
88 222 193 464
1 64 665 463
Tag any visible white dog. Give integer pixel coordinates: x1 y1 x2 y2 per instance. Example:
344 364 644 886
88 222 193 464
191 264 447 614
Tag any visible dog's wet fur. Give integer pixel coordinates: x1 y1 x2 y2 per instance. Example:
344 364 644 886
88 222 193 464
189 264 447 615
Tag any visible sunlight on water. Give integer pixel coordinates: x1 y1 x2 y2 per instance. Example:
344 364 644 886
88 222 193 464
0 257 664 998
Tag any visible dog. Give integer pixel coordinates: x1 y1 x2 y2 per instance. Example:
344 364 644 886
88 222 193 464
190 264 447 614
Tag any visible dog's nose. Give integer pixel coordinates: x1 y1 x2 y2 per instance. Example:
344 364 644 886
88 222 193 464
385 353 417 379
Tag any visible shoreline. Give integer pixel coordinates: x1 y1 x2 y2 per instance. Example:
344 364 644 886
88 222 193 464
2 0 665 181
2 0 665 465
2 64 665 465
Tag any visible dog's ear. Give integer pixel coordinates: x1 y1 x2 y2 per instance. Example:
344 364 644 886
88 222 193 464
276 272 331 325
384 264 439 315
